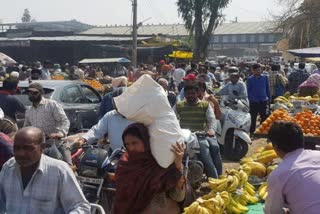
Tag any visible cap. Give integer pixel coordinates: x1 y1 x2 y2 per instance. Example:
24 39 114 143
183 74 197 81
28 82 44 94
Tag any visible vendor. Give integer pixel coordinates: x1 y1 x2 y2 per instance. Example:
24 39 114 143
114 123 186 214
298 73 320 97
265 121 320 214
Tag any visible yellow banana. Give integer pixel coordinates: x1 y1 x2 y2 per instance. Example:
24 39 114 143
227 176 240 192
202 199 218 213
240 157 254 165
219 191 230 205
241 164 252 176
239 170 248 186
184 201 199 214
208 177 227 189
244 183 256 196
228 197 249 213
258 185 267 200
199 206 210 214
202 191 216 200
243 190 259 204
216 175 232 191
262 191 268 200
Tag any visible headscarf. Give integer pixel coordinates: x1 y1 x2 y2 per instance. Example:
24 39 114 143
112 76 128 88
298 73 320 89
114 123 182 214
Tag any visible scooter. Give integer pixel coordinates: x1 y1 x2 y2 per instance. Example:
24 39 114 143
216 95 251 161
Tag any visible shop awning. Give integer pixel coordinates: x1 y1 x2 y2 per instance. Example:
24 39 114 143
288 47 320 58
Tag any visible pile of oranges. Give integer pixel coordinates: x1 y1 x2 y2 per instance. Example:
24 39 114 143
83 78 104 91
255 108 320 136
295 111 320 136
256 109 294 135
51 75 65 80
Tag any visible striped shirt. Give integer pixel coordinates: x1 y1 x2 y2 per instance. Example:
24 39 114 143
175 100 216 132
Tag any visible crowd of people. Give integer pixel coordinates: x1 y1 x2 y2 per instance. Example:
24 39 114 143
1 58 320 213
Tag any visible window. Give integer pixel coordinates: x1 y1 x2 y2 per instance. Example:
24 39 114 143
213 36 219 43
61 85 84 103
259 34 265 42
250 35 255 42
223 35 228 43
232 35 237 43
241 34 247 42
269 34 274 42
81 85 101 103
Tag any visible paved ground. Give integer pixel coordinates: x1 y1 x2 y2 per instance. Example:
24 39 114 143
222 137 268 170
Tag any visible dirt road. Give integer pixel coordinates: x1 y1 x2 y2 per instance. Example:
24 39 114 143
223 137 268 170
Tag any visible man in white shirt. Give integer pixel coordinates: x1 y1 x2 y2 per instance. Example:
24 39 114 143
173 63 186 91
0 127 90 214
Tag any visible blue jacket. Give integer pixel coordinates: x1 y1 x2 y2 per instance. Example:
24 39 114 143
246 74 270 102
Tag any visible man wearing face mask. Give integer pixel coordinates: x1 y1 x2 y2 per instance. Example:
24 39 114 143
23 83 71 164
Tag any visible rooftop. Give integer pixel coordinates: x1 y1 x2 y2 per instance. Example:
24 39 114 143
0 35 152 42
80 21 278 36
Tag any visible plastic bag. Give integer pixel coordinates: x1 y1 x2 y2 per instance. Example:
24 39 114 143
114 74 183 168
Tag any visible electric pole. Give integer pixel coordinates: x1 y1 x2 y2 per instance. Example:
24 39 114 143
132 0 138 68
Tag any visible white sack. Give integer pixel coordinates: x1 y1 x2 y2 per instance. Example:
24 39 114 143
114 74 183 168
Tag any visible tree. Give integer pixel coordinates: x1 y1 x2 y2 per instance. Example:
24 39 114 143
21 9 31 23
272 0 320 49
176 0 231 60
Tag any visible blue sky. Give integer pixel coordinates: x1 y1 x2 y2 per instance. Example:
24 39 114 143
1 0 280 26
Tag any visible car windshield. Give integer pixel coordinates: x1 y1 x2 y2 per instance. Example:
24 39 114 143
13 87 54 106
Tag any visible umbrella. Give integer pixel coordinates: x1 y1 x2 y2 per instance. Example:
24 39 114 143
0 52 16 65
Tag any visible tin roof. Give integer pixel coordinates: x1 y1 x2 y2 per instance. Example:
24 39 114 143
0 36 152 42
80 21 278 36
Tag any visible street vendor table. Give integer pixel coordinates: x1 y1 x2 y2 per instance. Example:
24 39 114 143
254 133 320 150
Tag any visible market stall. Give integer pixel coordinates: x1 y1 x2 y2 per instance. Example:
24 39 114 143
183 142 277 214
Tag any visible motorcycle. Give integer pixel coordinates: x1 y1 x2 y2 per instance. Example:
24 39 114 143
73 143 124 213
216 95 251 161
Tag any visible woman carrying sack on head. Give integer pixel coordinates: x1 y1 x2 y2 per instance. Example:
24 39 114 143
114 123 187 214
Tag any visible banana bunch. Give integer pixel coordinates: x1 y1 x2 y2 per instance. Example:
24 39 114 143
274 96 293 108
226 182 259 213
208 169 249 193
257 182 268 201
240 143 279 178
183 191 230 214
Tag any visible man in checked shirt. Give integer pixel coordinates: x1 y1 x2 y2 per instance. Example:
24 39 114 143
23 83 71 165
